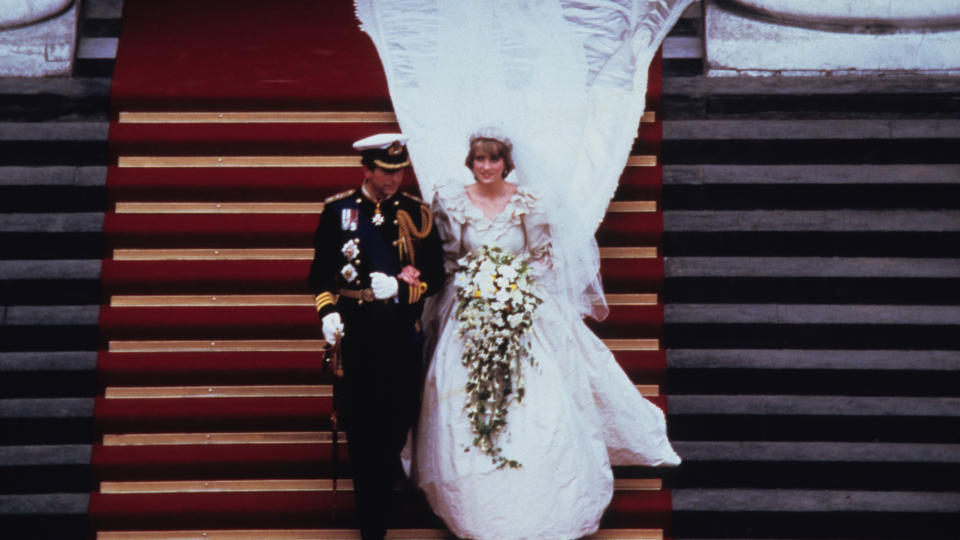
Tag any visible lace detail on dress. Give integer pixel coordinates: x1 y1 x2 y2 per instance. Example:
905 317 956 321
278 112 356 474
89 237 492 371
437 183 538 233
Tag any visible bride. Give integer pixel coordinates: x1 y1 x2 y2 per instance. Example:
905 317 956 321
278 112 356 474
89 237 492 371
355 0 694 537
409 131 680 540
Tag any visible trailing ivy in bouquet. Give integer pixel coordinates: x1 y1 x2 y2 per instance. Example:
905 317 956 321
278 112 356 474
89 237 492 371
454 245 543 468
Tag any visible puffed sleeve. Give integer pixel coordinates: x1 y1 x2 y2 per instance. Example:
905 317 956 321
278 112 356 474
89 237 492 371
518 188 552 274
432 189 466 275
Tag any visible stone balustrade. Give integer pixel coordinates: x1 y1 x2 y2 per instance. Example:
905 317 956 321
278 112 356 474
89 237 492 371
707 0 960 76
733 0 960 28
0 0 73 29
0 0 77 76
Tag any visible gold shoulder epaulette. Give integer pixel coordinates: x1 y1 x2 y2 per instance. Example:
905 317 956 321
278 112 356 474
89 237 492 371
401 191 426 205
324 189 355 204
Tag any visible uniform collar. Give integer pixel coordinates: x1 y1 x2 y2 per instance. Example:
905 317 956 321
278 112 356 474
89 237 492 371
360 181 399 205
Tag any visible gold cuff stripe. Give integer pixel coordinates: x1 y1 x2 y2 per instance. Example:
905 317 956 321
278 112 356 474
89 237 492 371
314 292 335 312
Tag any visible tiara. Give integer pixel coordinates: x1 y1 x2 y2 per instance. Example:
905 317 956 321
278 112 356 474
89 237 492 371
469 127 512 150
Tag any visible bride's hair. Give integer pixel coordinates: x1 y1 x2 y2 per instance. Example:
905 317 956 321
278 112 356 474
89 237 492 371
465 129 515 175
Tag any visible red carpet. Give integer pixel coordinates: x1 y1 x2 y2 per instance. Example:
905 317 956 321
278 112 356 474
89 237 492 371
92 0 673 536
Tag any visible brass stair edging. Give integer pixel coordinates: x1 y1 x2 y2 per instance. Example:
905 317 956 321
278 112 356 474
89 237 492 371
110 293 658 307
103 431 332 446
118 156 361 168
115 202 326 214
114 200 655 215
607 201 657 213
112 248 314 261
118 111 399 124
116 110 654 125
118 155 657 169
102 385 653 400
100 479 333 494
113 247 656 261
107 340 328 353
104 385 334 399
107 338 658 353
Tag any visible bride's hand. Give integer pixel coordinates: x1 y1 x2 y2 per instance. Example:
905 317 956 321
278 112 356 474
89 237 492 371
398 265 421 285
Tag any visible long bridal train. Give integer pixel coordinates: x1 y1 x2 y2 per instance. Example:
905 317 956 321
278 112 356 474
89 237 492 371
357 1 694 538
407 185 679 540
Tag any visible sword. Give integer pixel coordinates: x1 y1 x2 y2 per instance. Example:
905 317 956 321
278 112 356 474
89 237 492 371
324 331 344 517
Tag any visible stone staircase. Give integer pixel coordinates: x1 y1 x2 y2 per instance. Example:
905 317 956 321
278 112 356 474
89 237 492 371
659 76 960 536
0 0 121 537
2 0 959 538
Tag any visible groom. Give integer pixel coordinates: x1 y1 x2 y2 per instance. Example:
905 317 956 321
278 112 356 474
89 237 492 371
308 133 444 539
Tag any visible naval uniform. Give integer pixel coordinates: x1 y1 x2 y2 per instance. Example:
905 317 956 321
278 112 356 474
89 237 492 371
308 186 444 539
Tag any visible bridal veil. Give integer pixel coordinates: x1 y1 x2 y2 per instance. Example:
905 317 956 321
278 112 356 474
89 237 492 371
355 0 695 320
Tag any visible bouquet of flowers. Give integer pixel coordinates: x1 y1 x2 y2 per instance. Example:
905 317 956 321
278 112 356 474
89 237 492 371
454 245 542 468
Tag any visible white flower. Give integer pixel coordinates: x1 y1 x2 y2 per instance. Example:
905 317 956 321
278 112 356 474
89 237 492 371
340 264 358 282
478 259 497 277
476 273 495 297
500 265 518 280
454 272 470 288
341 239 360 260
507 313 524 328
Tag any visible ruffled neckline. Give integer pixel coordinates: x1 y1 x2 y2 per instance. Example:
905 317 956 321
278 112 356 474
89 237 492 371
440 183 538 231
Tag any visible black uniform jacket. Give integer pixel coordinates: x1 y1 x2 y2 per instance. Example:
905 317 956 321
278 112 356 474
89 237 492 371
307 186 445 321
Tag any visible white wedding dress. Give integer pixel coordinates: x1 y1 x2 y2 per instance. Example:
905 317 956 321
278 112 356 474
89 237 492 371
408 184 680 540
355 1 693 537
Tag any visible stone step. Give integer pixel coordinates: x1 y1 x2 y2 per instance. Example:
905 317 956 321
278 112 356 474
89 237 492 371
83 0 123 20
661 78 960 119
665 319 960 349
0 352 98 399
0 185 105 212
665 118 960 139
0 166 106 186
664 276 960 305
666 461 960 492
0 79 111 122
668 396 960 443
663 231 960 257
0 398 95 444
668 349 960 370
661 137 959 165
0 493 90 540
665 210 960 229
671 489 960 538
665 304 960 325
0 213 104 232
0 121 108 140
663 186 960 210
670 395 960 417
675 441 960 462
0 260 101 279
664 163 960 184
667 368 960 397
0 445 92 494
666 257 960 278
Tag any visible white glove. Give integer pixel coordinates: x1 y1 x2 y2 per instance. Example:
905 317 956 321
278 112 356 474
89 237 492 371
370 272 399 300
321 312 344 344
